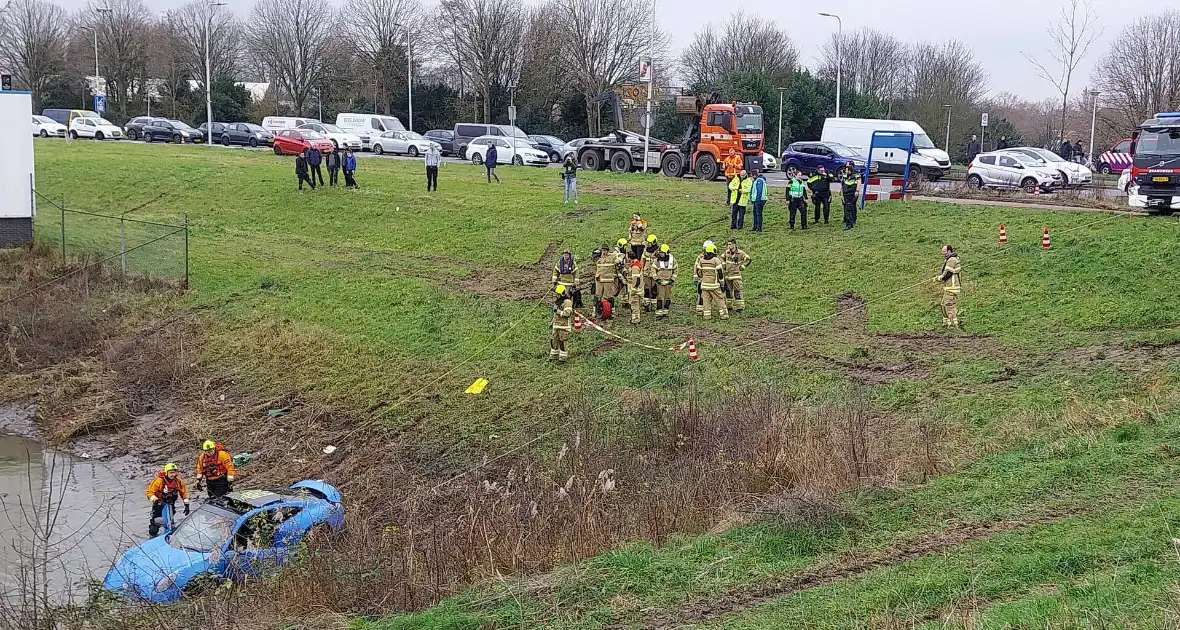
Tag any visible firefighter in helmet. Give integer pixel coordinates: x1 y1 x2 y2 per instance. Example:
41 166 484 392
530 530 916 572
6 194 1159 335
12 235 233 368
196 440 235 498
145 463 189 536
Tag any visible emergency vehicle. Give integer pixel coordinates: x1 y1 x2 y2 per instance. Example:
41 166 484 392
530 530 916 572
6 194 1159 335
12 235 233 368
1097 138 1133 174
1126 112 1180 213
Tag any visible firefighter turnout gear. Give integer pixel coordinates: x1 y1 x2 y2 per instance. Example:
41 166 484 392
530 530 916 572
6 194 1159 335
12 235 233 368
197 443 235 499
934 246 962 327
595 243 623 318
626 260 644 324
693 240 713 314
146 467 189 537
550 287 574 362
552 249 581 307
807 170 834 224
642 236 660 311
654 245 677 317
722 241 752 311
628 215 648 260
695 246 728 320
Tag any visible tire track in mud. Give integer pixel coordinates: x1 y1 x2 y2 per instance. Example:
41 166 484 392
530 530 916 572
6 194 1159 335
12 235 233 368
603 510 1080 630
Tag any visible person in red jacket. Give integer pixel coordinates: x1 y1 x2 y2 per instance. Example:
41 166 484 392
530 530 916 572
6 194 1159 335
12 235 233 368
196 440 235 498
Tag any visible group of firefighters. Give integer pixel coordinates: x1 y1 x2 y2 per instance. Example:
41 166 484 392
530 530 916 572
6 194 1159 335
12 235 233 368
720 150 863 232
548 212 752 362
143 440 235 536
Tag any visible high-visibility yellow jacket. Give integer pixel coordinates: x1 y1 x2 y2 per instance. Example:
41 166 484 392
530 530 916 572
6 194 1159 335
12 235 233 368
728 176 741 204
738 177 753 206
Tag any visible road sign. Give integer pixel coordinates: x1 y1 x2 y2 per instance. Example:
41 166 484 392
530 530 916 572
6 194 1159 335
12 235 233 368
0 74 11 91
639 57 652 83
507 105 516 122
94 94 106 113
640 112 653 128
981 112 989 127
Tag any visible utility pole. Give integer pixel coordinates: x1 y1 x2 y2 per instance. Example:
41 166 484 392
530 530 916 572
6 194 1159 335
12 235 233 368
640 0 656 173
204 1 226 145
1087 89 1100 169
943 104 952 152
819 13 842 118
777 87 788 158
394 22 413 130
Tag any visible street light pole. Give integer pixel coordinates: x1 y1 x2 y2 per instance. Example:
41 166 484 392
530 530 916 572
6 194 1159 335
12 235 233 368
394 22 413 131
1087 89 1100 169
777 87 788 158
204 1 226 145
819 13 842 118
943 104 952 152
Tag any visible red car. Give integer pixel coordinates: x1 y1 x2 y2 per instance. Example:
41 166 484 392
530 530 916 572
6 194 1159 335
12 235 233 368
272 129 335 156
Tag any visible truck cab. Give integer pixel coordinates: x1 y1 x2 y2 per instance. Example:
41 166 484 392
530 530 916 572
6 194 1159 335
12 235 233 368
660 99 764 180
1127 112 1180 213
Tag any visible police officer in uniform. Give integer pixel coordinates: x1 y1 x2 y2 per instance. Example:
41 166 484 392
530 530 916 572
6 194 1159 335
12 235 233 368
786 168 810 230
840 162 860 231
807 165 836 225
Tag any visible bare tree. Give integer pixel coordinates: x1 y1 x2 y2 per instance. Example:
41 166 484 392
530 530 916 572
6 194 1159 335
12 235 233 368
680 11 796 90
558 0 667 136
165 1 243 90
1022 0 1103 142
818 28 906 104
434 0 524 123
247 0 333 115
87 0 151 120
0 0 69 109
344 0 424 115
516 3 570 126
1092 10 1180 136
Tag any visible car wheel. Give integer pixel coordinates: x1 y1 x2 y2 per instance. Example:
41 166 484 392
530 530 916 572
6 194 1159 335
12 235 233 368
68 130 78 140
1021 177 1038 194
1057 170 1070 186
95 131 104 140
966 174 983 189
39 129 48 138
458 146 468 160
408 146 419 158
128 129 139 140
220 134 231 146
249 137 258 148
373 143 384 155
610 151 632 173
273 144 282 155
1099 163 1112 175
172 133 182 143
471 153 484 165
513 155 524 166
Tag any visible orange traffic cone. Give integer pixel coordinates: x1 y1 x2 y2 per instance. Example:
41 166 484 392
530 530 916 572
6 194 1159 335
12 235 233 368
687 339 698 361
1041 227 1051 249
573 312 583 332
999 224 1007 243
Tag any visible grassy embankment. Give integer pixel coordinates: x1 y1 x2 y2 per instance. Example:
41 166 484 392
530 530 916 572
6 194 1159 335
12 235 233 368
18 140 1180 627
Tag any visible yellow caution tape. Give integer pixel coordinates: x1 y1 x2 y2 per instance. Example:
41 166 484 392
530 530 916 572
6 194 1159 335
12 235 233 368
464 378 489 395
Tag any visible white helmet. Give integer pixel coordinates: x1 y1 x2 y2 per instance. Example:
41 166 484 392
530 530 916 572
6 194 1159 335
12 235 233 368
702 239 714 250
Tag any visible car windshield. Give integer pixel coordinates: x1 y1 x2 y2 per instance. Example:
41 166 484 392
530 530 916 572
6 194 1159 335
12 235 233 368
304 131 326 139
1029 149 1063 162
827 143 862 159
94 118 114 126
542 135 565 145
321 124 344 133
1136 128 1180 156
1012 155 1041 167
501 126 528 139
913 133 936 150
377 116 404 132
404 132 424 140
736 112 763 132
244 124 266 132
509 138 534 148
34 116 54 124
170 120 195 131
169 506 237 553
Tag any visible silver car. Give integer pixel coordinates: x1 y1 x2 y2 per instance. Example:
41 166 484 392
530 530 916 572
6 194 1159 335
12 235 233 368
967 151 1062 193
1007 147 1094 187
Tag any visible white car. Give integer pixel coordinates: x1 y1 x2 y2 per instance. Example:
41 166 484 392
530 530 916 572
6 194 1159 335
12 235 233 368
371 131 442 157
467 135 549 166
967 151 1061 193
32 115 67 138
297 122 362 151
762 152 778 171
1008 147 1094 187
69 116 123 140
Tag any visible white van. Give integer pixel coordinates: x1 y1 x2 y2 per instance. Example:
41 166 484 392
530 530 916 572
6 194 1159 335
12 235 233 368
261 116 320 133
821 118 951 180
335 113 405 151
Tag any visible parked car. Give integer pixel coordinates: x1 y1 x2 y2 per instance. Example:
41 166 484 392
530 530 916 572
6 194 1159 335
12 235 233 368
272 129 335 156
467 135 549 166
528 135 571 162
297 122 362 151
566 138 592 156
102 481 344 603
335 113 405 150
197 122 268 147
41 108 99 126
423 129 455 155
32 115 67 137
780 141 876 175
370 130 442 156
260 116 320 134
453 122 530 160
68 116 123 140
762 152 778 171
123 116 161 140
1007 147 1094 186
141 119 203 143
967 150 1062 192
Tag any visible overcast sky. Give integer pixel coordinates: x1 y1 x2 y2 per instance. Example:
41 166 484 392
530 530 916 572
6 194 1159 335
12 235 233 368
54 0 1153 102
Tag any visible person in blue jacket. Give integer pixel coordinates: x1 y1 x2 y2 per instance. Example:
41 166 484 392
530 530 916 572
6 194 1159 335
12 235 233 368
485 143 501 184
749 170 768 232
343 149 358 189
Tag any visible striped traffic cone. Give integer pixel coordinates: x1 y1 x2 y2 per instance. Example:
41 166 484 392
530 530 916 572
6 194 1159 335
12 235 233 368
573 312 583 332
999 224 1007 243
1041 227 1051 249
687 339 698 361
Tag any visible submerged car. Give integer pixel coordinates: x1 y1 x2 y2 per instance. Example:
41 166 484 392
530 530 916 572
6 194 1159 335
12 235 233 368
103 481 343 602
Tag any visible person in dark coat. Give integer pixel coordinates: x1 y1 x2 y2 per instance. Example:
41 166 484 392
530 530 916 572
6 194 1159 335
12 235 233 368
996 136 1010 150
295 151 314 191
966 135 980 163
325 149 341 186
1074 140 1086 164
1059 139 1075 161
307 146 325 186
343 149 357 189
484 143 501 184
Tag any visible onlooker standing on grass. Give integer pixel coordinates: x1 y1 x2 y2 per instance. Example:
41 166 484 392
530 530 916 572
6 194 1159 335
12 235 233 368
295 150 314 192
326 149 341 187
485 143 501 184
307 146 325 187
562 154 578 204
749 170 768 232
425 144 441 192
343 149 357 189
729 170 751 230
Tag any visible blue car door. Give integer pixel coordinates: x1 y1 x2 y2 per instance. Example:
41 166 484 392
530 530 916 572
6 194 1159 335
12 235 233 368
220 507 296 580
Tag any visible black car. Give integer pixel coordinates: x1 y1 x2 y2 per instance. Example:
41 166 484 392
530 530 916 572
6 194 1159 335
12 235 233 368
528 135 569 163
423 129 454 156
199 122 274 147
141 119 203 143
124 116 161 140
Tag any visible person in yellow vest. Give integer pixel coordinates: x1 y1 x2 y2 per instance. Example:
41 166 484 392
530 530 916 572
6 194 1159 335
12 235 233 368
625 258 644 324
722 239 752 312
551 248 580 307
722 150 742 202
627 213 648 260
146 463 190 536
693 240 712 314
593 241 621 319
653 244 677 317
694 242 728 320
641 233 660 311
550 284 574 361
933 244 962 328
729 170 752 230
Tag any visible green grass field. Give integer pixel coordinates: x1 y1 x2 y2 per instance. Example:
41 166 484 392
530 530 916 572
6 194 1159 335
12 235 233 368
26 140 1180 627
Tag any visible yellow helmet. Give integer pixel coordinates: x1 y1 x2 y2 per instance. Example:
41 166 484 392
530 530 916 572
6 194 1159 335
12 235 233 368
660 244 670 253
202 440 216 451
554 284 566 295
702 239 714 251
705 243 717 253
163 463 178 473
616 238 627 247
646 234 657 243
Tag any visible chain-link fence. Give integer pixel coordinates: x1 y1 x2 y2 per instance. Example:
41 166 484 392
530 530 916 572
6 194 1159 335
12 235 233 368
32 191 189 288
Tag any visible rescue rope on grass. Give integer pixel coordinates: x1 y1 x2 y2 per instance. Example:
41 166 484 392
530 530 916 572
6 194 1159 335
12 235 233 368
574 311 694 355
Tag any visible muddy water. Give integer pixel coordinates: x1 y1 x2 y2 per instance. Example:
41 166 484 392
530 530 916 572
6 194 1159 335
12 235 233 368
0 407 143 603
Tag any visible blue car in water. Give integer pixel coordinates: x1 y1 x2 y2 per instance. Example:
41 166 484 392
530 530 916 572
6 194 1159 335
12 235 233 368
103 480 344 602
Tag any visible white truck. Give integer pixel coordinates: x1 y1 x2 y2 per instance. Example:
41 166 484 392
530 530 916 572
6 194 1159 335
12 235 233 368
821 118 951 181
